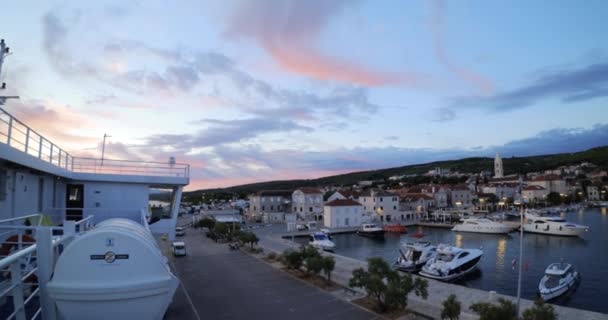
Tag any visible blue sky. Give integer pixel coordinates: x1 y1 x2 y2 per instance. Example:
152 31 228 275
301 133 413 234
2 0 607 189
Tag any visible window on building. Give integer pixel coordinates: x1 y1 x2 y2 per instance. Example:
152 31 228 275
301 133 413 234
309 207 313 212
262 206 265 211
380 206 383 211
393 206 397 210
271 206 274 210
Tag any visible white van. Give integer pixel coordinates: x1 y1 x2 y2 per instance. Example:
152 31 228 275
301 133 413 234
175 227 186 237
172 241 186 256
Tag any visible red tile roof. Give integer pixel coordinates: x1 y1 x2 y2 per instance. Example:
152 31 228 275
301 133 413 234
531 174 562 182
401 193 435 201
324 199 362 207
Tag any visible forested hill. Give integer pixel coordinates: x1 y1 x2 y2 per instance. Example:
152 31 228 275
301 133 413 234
180 146 608 198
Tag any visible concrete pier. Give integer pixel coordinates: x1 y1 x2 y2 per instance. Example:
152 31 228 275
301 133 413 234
253 225 608 320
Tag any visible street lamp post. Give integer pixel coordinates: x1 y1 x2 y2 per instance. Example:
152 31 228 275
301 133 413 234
101 133 111 166
516 184 526 316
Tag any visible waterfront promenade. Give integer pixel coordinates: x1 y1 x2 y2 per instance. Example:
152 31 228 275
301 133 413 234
253 224 608 320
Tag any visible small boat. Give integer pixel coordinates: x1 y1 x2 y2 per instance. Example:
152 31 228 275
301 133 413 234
383 224 407 233
419 244 483 281
523 212 589 237
411 231 425 238
452 218 512 234
394 241 436 272
357 223 385 237
309 232 335 251
538 262 579 301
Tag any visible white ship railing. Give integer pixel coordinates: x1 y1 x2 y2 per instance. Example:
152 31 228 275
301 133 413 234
0 107 190 178
0 214 95 320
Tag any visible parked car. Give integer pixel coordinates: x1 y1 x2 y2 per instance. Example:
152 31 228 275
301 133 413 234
172 241 186 256
176 227 186 237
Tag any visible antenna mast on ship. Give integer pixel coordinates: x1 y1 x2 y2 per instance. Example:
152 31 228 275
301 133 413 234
0 38 20 105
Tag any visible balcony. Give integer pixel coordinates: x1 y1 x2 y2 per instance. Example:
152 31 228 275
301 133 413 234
0 107 189 185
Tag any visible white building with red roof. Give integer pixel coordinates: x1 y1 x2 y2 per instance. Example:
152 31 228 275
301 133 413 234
323 199 363 228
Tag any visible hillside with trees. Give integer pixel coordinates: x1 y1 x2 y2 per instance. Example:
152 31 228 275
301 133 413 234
176 146 608 200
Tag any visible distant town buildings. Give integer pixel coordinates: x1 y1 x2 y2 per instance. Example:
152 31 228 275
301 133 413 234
247 190 292 221
292 188 323 221
241 156 606 227
522 185 549 202
323 199 363 228
587 186 600 201
359 189 399 222
528 174 568 195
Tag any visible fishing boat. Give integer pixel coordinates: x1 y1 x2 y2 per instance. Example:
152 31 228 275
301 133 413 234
357 223 385 237
538 262 579 301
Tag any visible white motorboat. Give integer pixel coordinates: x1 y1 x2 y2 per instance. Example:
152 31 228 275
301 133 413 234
309 232 336 251
394 241 436 272
357 223 385 237
419 244 483 281
452 218 512 234
523 212 589 237
538 262 579 301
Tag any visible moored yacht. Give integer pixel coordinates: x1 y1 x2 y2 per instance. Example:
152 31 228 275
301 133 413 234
538 262 579 301
523 212 589 237
419 244 483 281
309 232 336 251
452 218 512 234
393 241 436 272
357 223 385 237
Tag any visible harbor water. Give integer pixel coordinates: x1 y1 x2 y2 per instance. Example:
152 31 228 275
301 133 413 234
298 208 608 313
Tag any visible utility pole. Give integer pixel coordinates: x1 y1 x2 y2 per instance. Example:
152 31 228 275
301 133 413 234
0 39 20 105
101 133 111 166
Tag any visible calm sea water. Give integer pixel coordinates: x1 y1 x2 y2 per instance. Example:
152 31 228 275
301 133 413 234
298 208 608 313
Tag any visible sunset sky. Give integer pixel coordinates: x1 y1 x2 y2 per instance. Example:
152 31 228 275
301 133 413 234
2 0 608 190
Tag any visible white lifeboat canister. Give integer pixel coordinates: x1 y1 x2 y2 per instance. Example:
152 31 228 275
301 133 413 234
47 218 178 320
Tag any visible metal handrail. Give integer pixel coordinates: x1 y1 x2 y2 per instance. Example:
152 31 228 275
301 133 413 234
0 107 191 178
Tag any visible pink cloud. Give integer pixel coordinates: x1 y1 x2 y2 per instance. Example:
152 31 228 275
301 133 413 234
5 100 99 148
428 0 494 94
225 0 426 87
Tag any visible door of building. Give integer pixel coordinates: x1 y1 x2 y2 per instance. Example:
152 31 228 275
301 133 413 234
66 184 84 221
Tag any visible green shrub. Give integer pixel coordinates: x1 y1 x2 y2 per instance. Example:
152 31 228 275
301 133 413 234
522 299 556 320
283 250 304 270
349 257 428 312
321 256 335 284
267 252 277 260
304 256 323 276
469 298 517 320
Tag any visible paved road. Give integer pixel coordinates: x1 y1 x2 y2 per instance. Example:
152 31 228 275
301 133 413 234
165 223 378 320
